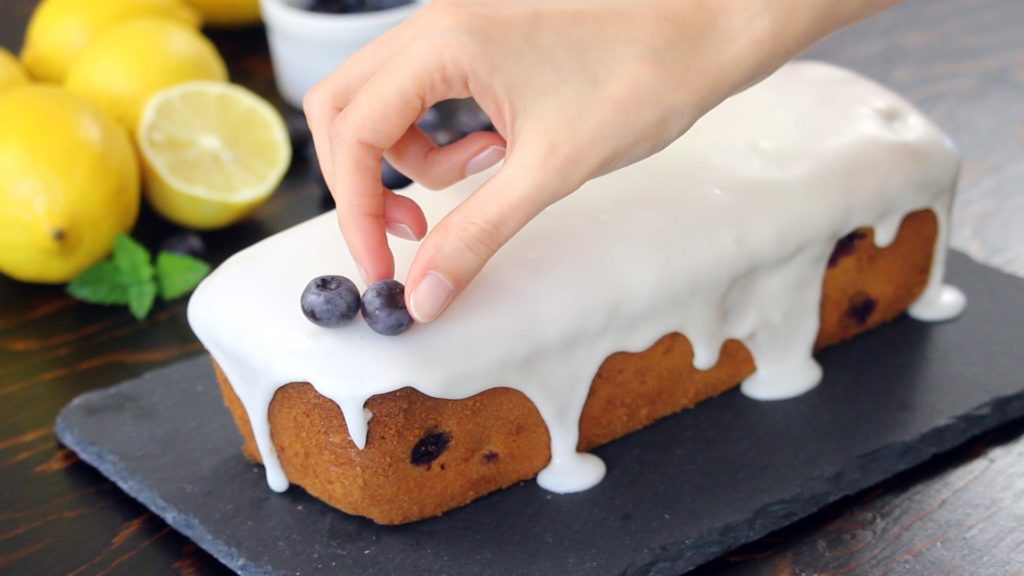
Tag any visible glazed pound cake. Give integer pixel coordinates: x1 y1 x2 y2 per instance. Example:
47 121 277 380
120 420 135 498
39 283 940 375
188 61 966 524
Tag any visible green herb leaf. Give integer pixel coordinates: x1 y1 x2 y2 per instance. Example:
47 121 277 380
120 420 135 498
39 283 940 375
66 261 136 304
112 234 154 283
155 251 212 300
66 234 178 320
127 282 158 320
67 234 211 319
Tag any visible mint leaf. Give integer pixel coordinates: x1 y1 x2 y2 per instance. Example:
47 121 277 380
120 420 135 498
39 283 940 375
127 282 158 320
67 234 211 319
155 251 211 300
67 261 135 304
67 234 163 320
112 234 154 283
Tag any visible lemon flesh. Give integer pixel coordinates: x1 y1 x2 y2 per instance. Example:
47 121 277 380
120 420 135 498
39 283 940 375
137 81 291 230
0 86 140 284
65 18 227 129
20 0 200 83
0 48 30 92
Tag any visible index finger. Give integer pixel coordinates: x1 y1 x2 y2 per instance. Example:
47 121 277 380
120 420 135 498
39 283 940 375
304 20 413 187
329 46 467 283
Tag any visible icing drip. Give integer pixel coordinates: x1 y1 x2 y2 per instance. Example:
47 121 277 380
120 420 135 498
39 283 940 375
188 61 965 495
734 245 830 401
907 190 967 322
908 284 966 322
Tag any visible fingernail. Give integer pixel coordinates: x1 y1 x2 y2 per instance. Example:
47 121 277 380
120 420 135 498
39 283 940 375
464 146 506 176
356 263 369 285
409 271 455 323
386 222 420 241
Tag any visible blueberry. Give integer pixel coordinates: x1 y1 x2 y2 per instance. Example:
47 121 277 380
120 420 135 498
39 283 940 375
160 232 206 258
307 0 411 14
416 106 443 133
365 0 413 10
426 127 459 146
307 0 366 13
410 430 450 466
418 101 472 143
452 100 493 134
846 293 877 325
381 159 412 190
828 230 866 267
361 279 414 335
301 275 361 327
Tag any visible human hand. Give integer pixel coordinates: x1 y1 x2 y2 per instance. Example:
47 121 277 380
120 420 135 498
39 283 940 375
305 0 900 323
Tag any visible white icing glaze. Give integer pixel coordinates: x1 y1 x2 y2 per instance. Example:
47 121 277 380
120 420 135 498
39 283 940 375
908 284 967 322
188 61 964 495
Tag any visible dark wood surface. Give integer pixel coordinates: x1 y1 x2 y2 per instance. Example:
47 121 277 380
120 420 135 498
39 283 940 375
1 0 1022 574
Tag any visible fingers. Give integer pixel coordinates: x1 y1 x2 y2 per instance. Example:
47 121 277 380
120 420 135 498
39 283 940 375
386 127 507 190
330 168 391 283
382 188 427 241
304 22 411 187
405 153 554 323
329 46 462 283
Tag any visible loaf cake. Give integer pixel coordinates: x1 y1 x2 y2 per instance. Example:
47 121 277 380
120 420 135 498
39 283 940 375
188 61 966 524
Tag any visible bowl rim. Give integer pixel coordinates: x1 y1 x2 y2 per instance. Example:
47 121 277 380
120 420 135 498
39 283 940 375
260 0 425 31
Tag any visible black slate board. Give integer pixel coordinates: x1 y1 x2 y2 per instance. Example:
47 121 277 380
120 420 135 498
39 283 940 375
55 252 1024 576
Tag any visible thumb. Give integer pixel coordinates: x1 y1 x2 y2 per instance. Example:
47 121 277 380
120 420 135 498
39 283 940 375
405 152 557 323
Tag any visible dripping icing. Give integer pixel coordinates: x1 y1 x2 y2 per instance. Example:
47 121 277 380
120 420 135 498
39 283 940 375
187 61 965 495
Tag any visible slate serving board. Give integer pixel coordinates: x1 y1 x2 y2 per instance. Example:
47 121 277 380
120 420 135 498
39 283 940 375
55 251 1024 576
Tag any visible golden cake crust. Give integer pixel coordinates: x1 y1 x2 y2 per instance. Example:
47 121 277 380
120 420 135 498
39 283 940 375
216 209 937 524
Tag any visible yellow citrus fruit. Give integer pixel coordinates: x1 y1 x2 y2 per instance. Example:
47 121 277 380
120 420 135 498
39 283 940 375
0 85 140 284
20 0 200 83
182 0 261 27
64 18 227 129
137 81 290 230
0 48 30 92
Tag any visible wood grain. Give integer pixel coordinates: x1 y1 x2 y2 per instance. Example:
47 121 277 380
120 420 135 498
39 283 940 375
1 0 1022 573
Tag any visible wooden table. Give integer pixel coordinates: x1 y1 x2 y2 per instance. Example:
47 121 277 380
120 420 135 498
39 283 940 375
2 0 1022 573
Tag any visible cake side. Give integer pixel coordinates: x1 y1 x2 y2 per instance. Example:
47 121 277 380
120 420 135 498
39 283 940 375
216 210 936 524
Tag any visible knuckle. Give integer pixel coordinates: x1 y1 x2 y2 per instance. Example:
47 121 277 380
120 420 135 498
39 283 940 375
302 83 325 117
328 111 352 146
425 1 467 29
420 3 477 59
334 107 381 153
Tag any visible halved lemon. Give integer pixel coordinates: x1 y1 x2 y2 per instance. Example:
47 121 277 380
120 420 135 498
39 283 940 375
137 81 291 230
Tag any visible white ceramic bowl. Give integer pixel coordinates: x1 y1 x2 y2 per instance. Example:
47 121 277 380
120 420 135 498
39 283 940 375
260 0 424 108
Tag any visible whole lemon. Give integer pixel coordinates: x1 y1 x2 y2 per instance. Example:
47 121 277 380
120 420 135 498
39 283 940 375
183 0 261 27
19 0 201 83
65 18 228 129
0 48 30 92
0 86 140 284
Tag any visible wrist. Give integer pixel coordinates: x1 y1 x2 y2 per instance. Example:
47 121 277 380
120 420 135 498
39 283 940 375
702 0 900 100
763 0 903 60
